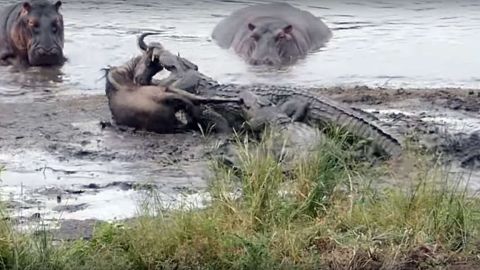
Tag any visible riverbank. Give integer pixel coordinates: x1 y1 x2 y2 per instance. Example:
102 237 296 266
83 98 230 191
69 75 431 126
1 86 479 254
1 127 480 269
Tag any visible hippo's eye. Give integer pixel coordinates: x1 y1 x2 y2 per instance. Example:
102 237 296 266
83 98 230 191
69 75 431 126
28 20 39 29
276 33 286 41
52 25 58 33
251 34 260 41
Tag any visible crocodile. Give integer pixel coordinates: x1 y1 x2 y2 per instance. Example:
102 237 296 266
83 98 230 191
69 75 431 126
132 34 403 157
239 90 325 161
211 88 326 169
151 53 403 158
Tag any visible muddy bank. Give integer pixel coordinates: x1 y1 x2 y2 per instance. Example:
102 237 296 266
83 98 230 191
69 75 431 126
326 87 480 158
323 86 480 112
328 86 480 190
1 86 480 240
0 94 218 230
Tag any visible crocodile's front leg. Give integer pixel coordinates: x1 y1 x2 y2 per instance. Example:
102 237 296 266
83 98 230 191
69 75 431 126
278 98 310 122
238 90 325 165
196 105 233 134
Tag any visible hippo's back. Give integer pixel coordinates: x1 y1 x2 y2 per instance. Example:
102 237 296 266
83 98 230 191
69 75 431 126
212 3 332 50
0 3 20 39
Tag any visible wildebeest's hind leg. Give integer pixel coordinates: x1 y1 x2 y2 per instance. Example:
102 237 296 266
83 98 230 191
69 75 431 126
195 106 232 134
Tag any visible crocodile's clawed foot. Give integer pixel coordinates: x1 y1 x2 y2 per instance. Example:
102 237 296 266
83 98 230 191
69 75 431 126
279 99 309 122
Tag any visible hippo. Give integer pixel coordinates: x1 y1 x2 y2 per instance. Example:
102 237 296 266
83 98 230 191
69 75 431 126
211 2 332 66
0 0 65 67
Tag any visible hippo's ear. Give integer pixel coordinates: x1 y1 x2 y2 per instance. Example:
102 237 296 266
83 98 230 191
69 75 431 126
54 1 62 11
283 25 293 34
248 23 256 31
21 2 32 13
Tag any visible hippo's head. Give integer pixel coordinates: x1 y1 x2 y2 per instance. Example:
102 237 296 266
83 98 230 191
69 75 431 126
133 32 164 85
244 22 298 66
12 1 65 66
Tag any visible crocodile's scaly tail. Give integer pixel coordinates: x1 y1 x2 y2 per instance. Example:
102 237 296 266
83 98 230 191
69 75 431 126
305 95 403 157
332 110 403 157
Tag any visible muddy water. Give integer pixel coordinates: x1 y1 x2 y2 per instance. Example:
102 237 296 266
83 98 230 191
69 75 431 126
1 0 480 228
0 94 219 224
1 0 480 103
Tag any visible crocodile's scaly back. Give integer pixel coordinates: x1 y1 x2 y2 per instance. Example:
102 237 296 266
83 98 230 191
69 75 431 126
238 89 326 165
150 45 403 158
251 85 403 157
200 84 403 158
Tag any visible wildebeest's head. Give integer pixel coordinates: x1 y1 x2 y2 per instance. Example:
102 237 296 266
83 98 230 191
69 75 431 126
133 32 164 85
244 22 299 66
11 0 65 66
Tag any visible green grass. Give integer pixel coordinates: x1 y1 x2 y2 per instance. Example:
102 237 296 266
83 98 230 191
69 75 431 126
0 131 479 270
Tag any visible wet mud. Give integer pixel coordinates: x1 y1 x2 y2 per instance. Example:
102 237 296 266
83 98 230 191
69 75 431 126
326 86 480 189
0 0 479 244
1 86 480 240
0 94 218 237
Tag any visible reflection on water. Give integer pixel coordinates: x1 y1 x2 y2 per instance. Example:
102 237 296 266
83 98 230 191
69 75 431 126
0 0 479 103
0 149 211 221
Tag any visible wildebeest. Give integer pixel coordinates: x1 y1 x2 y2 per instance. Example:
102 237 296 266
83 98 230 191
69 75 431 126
103 33 242 134
0 0 66 67
212 2 332 66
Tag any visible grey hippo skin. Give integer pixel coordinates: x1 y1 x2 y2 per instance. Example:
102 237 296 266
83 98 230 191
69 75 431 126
0 0 66 67
211 2 332 66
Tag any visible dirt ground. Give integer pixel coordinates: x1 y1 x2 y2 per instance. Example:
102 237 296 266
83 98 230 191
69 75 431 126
1 86 480 240
326 86 480 167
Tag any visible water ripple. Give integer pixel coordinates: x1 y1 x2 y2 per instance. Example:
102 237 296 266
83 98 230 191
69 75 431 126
0 0 479 103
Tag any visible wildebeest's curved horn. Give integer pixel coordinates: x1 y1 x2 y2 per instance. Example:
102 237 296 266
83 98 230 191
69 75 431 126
138 32 161 51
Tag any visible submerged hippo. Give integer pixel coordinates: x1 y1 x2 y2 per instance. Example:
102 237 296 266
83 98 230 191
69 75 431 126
211 2 332 66
0 0 65 67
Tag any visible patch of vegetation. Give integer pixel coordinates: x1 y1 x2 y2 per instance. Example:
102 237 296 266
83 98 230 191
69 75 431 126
0 131 479 269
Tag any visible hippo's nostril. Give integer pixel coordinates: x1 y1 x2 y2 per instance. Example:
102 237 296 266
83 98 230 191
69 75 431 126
250 59 260 65
37 47 61 56
263 58 275 65
49 47 60 55
37 48 46 55
46 47 61 56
